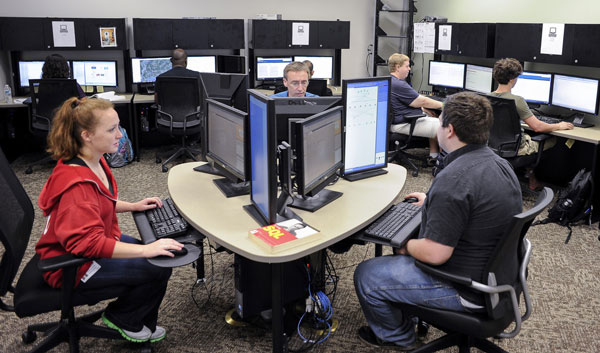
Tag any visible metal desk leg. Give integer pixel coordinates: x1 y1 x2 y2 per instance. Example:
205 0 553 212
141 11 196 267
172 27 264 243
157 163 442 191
196 237 205 282
271 262 286 353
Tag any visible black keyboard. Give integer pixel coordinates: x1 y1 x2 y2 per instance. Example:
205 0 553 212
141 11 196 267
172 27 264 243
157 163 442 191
535 114 593 128
143 198 188 239
364 202 422 247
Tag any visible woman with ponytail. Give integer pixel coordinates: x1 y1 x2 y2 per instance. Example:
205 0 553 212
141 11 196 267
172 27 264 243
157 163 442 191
35 97 182 343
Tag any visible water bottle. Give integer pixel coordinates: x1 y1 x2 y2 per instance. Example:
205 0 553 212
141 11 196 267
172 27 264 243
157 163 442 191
3 84 12 104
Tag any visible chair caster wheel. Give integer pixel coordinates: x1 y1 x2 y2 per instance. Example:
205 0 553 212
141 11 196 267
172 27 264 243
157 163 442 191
25 167 33 174
417 320 430 339
412 170 419 177
162 166 168 173
155 158 161 164
22 330 36 344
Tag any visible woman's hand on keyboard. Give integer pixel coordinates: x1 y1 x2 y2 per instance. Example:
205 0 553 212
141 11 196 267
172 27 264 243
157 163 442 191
132 197 163 211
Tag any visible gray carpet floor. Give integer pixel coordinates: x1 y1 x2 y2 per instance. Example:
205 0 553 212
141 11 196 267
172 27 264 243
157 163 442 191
1 148 600 352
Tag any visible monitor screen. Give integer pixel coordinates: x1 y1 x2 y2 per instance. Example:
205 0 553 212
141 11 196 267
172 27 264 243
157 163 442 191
206 99 248 182
273 96 342 143
342 77 390 176
465 64 493 93
256 56 293 81
187 56 216 73
293 56 334 80
18 61 45 88
295 106 343 196
551 74 600 115
217 55 245 74
247 90 277 225
511 71 552 104
428 61 465 89
72 61 117 87
131 57 171 83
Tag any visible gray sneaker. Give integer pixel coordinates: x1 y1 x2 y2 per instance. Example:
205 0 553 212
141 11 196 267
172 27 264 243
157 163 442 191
101 313 151 342
149 325 167 342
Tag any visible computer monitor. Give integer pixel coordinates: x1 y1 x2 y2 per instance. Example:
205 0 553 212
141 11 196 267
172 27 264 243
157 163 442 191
428 61 465 90
199 72 248 112
465 64 493 93
293 55 334 80
131 57 171 83
288 106 343 211
18 61 45 88
551 74 600 116
511 71 552 104
217 55 245 74
72 60 117 87
341 77 391 181
205 99 250 197
244 90 279 226
273 96 342 144
187 56 216 73
255 56 293 81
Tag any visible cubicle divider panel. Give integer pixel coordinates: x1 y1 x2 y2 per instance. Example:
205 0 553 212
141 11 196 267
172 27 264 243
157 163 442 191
208 19 245 49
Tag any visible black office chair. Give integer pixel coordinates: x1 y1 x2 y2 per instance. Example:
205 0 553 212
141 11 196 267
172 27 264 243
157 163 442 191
388 113 429 177
0 147 150 352
396 187 553 353
154 76 203 172
25 79 80 174
485 94 550 171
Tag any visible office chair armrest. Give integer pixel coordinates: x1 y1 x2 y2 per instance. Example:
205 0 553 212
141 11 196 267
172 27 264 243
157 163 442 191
404 113 426 135
415 261 472 286
38 254 92 272
530 134 551 142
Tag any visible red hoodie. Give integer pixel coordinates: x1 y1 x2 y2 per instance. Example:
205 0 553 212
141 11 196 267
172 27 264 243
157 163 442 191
35 157 121 288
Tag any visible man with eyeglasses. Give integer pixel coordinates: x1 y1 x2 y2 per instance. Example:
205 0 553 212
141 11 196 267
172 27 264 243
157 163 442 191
271 61 318 97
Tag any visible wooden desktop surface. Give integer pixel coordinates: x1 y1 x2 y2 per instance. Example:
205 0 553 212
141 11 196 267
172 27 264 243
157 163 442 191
168 162 406 263
523 123 600 144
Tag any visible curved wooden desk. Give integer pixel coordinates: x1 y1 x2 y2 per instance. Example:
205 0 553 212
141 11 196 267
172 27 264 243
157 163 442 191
168 161 406 352
168 162 406 263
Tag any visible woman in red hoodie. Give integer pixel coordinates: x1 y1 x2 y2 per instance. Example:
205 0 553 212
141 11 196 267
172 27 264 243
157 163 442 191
35 97 184 343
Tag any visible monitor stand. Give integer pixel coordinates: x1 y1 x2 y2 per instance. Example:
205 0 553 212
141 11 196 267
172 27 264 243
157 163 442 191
343 168 388 182
288 189 343 212
571 113 594 128
193 163 223 176
213 179 250 198
243 203 302 227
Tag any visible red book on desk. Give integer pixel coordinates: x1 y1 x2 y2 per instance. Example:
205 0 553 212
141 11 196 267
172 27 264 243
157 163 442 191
249 219 320 253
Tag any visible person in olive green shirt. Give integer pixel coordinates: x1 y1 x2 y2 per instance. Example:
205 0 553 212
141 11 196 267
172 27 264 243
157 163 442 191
490 58 573 190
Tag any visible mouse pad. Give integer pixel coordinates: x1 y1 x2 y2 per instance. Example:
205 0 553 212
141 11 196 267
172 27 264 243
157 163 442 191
147 243 201 268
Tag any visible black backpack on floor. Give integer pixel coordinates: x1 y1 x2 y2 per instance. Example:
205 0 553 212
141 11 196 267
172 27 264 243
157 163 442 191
534 169 593 243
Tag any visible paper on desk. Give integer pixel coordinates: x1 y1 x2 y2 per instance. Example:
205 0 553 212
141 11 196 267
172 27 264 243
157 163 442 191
92 91 126 101
14 98 27 104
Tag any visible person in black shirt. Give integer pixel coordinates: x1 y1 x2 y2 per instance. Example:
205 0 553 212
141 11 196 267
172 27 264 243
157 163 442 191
354 92 522 350
157 48 201 79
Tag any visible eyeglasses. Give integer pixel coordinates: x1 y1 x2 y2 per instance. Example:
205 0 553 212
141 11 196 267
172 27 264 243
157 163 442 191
288 80 309 88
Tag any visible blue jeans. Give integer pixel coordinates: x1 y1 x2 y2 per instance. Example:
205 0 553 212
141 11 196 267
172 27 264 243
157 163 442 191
78 234 172 332
354 254 466 346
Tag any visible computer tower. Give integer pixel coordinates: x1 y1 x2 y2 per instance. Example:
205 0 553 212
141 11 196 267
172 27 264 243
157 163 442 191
234 254 308 319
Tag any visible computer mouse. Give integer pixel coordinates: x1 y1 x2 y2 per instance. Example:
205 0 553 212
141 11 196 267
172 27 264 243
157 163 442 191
403 197 419 203
168 247 188 257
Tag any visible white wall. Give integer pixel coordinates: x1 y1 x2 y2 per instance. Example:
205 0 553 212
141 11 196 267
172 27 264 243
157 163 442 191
0 0 377 93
